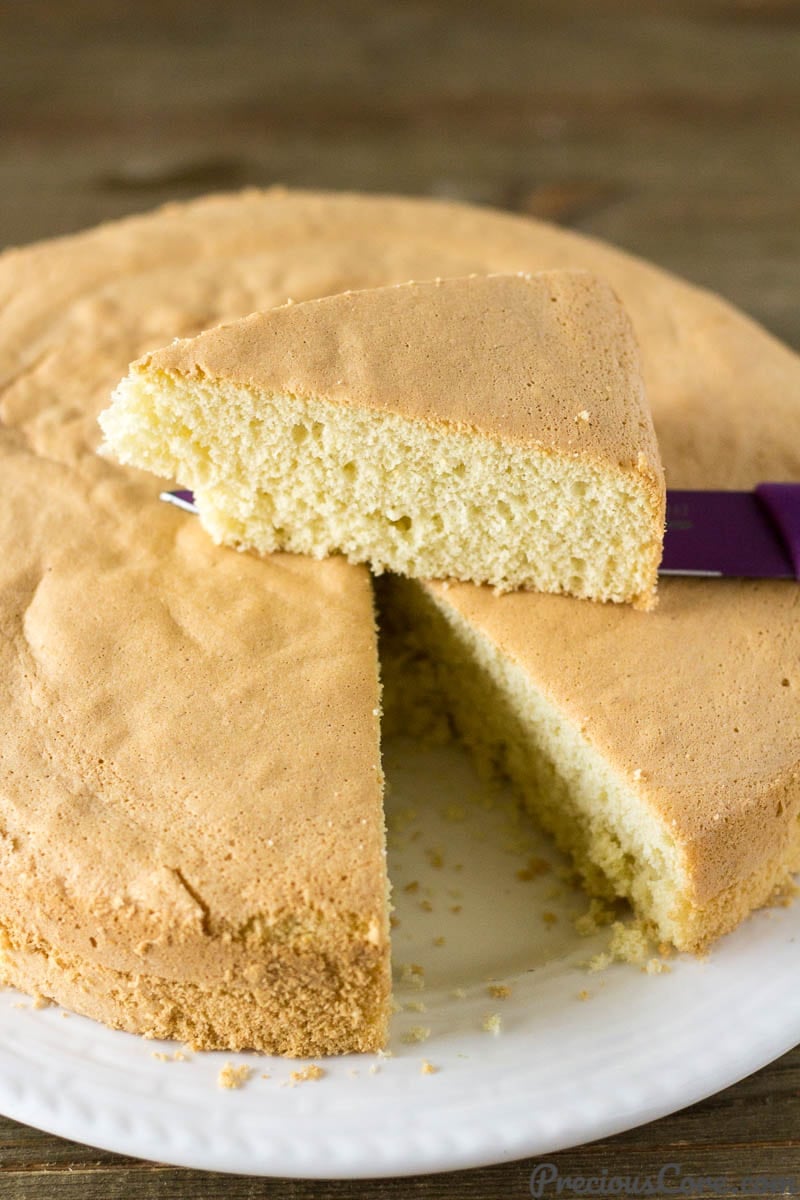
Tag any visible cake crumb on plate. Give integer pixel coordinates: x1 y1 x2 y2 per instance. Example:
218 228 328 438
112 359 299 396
218 1063 252 1090
400 1026 431 1045
289 1064 325 1085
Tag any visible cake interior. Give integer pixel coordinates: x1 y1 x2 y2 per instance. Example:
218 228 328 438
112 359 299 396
101 369 662 606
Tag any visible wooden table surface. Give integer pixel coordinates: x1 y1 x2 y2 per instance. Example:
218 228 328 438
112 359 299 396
1 1 798 1196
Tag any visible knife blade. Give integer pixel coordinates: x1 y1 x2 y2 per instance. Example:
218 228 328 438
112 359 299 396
662 485 799 579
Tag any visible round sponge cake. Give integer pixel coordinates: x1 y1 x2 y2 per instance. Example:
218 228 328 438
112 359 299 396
0 189 798 1047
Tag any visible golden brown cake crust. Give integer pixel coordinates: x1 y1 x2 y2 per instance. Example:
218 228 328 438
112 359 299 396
139 270 662 477
0 188 798 1039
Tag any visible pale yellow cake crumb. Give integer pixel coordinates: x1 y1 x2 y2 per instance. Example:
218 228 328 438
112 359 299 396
516 856 552 882
403 1000 427 1013
400 1026 431 1045
487 984 512 1000
398 963 425 991
482 1013 502 1035
587 951 613 973
218 1062 252 1090
608 919 651 965
289 1064 325 1085
32 993 52 1010
421 1059 438 1075
152 1049 190 1063
643 957 672 975
574 898 617 937
584 917 659 973
577 989 591 1001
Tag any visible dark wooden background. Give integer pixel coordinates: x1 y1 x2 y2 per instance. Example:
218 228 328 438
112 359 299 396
1 1 798 1195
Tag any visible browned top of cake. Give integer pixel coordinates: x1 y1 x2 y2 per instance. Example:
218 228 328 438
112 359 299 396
139 270 661 477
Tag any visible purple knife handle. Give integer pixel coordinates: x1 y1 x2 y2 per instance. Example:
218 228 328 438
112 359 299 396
756 483 800 580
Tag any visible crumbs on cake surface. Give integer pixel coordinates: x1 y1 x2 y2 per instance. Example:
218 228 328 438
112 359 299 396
420 1059 438 1075
482 1013 502 1036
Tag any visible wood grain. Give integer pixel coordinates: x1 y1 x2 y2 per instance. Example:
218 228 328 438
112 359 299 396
0 0 798 1195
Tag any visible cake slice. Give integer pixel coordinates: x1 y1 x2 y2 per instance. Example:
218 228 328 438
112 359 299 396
380 572 800 954
99 271 665 608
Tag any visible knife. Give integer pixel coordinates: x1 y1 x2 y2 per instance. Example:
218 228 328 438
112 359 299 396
160 483 800 581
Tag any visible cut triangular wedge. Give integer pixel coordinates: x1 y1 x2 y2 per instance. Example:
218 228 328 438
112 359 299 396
100 271 665 608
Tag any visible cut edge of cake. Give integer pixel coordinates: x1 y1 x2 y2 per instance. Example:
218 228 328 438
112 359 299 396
378 574 800 954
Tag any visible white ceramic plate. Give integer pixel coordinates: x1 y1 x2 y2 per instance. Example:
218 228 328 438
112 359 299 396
0 736 797 1179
